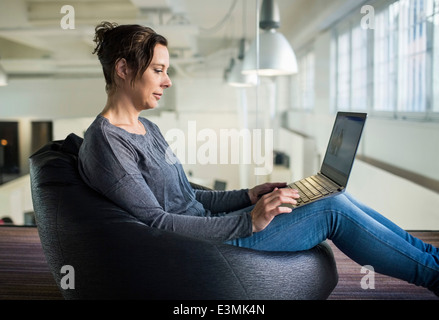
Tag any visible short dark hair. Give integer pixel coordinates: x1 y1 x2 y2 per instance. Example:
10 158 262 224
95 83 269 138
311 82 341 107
92 21 168 93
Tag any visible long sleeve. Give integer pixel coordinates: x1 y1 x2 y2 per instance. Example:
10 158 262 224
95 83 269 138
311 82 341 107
78 116 253 242
194 189 252 214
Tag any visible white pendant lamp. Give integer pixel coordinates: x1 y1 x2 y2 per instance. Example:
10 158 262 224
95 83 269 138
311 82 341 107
242 0 298 76
227 39 257 87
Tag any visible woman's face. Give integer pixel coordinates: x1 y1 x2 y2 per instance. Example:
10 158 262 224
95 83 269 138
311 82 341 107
129 44 172 110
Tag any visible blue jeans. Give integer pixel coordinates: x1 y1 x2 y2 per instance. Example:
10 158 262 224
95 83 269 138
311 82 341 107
226 192 439 293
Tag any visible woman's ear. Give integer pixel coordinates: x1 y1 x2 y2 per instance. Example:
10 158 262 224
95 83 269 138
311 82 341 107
114 58 130 81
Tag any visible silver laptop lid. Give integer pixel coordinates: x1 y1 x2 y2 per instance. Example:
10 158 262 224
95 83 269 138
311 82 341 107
320 112 367 188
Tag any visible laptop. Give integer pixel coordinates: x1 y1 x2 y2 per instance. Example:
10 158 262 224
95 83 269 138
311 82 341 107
284 112 367 208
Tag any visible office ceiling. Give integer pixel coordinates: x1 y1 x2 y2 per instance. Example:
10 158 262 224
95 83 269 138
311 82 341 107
0 0 362 79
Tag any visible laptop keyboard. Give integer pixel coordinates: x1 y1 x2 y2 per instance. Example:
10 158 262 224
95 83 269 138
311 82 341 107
288 175 338 206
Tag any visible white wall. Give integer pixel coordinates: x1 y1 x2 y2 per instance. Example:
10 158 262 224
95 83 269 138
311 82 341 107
349 160 439 231
0 175 32 225
0 77 107 119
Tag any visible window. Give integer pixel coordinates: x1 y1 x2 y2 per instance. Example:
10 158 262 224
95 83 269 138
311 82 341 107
332 21 369 111
290 49 315 111
397 0 431 113
351 24 369 111
373 2 398 112
336 29 351 110
331 0 439 120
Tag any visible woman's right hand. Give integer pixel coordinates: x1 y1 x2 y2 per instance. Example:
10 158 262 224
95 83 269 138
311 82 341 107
250 187 300 233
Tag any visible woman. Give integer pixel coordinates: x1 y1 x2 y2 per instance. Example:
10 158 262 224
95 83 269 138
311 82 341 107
78 22 439 296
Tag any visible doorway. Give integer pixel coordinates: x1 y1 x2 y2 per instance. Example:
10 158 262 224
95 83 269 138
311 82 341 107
0 121 19 184
31 121 53 154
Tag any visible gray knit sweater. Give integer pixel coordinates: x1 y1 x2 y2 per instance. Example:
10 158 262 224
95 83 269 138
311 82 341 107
78 115 253 242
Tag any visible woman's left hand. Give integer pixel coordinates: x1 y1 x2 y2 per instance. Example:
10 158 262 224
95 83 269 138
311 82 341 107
248 182 289 205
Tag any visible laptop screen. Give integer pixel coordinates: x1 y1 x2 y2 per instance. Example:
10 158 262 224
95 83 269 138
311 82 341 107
320 112 367 188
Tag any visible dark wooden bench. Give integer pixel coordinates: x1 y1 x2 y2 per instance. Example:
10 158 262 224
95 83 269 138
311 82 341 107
0 226 63 300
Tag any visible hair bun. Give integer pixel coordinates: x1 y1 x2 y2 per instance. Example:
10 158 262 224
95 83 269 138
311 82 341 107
92 21 119 55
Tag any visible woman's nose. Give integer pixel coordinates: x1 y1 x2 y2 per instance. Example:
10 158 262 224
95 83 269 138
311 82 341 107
163 73 172 88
